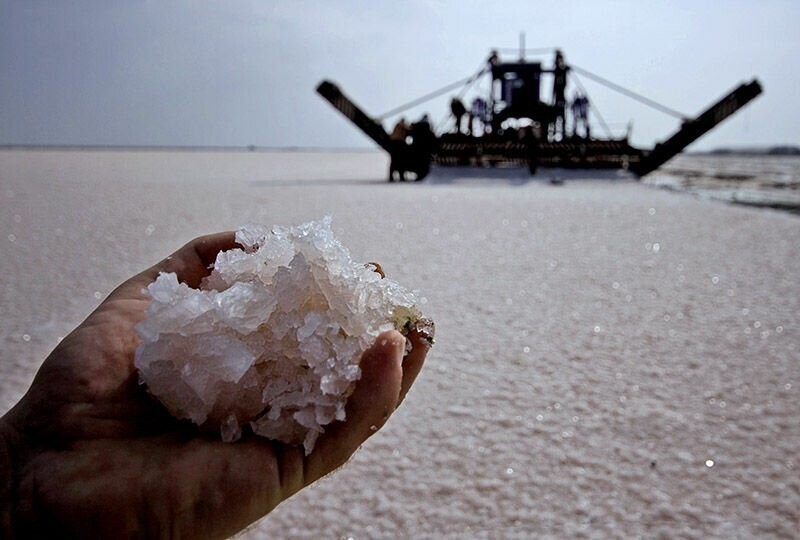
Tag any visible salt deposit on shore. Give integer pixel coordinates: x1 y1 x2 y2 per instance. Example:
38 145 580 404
1 149 798 537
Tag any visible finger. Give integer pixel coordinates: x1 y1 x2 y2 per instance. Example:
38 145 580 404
302 330 405 484
108 232 239 301
144 231 239 287
398 330 430 406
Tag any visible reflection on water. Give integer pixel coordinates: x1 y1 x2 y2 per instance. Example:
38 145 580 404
645 155 800 214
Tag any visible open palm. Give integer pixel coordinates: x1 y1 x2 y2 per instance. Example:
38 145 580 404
0 233 429 539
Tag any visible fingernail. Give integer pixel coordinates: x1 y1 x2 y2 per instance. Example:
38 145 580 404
405 317 435 347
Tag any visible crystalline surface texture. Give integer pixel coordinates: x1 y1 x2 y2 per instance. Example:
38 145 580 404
134 217 423 454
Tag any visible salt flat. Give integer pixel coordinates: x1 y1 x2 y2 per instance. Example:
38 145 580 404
1 149 798 538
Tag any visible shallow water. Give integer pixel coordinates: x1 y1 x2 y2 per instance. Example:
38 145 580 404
646 154 800 214
1 149 798 538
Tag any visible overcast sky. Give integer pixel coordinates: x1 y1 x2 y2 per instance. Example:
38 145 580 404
1 1 798 150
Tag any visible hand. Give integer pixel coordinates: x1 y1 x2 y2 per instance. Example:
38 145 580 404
0 233 429 539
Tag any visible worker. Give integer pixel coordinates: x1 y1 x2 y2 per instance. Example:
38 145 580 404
571 94 590 139
469 97 487 136
389 117 412 181
450 97 467 134
552 50 569 139
390 117 411 142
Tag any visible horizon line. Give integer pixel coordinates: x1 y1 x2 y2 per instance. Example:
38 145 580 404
2 143 798 154
0 144 382 153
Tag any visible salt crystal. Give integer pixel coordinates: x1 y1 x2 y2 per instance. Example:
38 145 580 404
135 217 432 454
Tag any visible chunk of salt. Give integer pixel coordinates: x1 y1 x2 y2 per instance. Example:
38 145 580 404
134 217 430 454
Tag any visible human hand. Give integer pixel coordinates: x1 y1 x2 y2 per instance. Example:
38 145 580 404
0 233 430 539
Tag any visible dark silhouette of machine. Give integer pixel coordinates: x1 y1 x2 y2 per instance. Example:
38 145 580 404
317 47 762 181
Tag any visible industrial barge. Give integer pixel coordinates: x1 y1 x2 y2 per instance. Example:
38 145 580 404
317 47 762 181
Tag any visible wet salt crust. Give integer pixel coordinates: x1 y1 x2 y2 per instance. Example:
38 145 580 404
134 217 426 454
4 151 798 537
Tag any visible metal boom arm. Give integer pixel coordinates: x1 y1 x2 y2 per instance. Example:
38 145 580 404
316 81 392 153
631 80 762 177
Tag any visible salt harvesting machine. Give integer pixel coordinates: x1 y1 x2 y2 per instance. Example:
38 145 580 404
317 46 762 181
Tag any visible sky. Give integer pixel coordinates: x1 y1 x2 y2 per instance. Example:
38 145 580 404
1 1 798 151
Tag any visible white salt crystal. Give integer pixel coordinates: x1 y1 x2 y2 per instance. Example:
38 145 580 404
135 217 431 454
